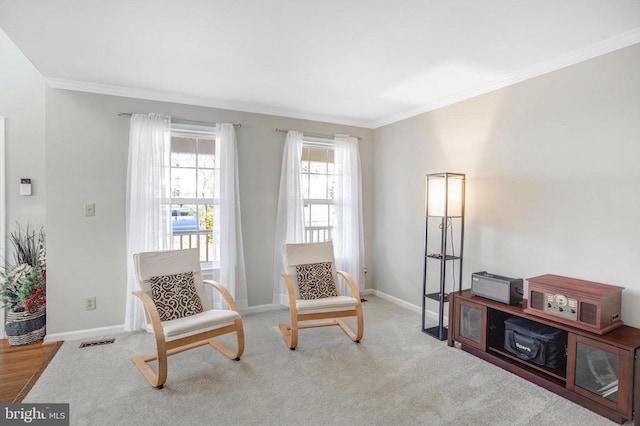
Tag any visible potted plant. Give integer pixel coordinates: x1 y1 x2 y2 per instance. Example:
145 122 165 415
0 225 46 345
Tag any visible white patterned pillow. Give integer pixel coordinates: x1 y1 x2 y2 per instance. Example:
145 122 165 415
295 262 338 300
149 271 204 321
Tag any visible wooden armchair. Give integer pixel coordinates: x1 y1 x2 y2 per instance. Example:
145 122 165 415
131 248 244 388
279 241 363 349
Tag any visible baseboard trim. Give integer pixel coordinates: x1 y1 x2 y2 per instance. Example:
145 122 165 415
367 289 421 314
43 289 441 341
236 298 249 311
44 324 126 343
366 289 446 323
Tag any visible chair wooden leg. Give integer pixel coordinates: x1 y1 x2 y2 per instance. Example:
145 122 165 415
209 319 245 360
281 307 364 348
336 320 358 342
132 355 157 387
156 348 168 387
133 322 245 388
279 324 294 350
279 323 298 350
355 304 364 342
336 307 364 343
131 348 168 389
279 302 299 349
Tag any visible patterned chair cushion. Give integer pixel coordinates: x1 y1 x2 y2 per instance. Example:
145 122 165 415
149 271 204 321
295 262 338 300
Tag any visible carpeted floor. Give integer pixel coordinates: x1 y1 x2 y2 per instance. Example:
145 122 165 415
26 296 614 425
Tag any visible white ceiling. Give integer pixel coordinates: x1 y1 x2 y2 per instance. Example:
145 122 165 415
1 1 640 128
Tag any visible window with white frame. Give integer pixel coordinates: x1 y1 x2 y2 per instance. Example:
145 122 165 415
300 141 335 243
170 125 220 265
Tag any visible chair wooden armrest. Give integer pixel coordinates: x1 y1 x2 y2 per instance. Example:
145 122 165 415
203 280 239 312
132 290 165 341
281 274 298 310
337 270 361 301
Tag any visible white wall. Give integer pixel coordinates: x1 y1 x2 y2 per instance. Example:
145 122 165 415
373 43 640 327
0 29 46 339
44 88 374 335
0 29 46 231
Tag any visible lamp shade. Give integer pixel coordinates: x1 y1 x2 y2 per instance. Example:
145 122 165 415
426 173 464 217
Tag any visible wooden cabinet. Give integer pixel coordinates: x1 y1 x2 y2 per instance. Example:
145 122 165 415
449 290 640 424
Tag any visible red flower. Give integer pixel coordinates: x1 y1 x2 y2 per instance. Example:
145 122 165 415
25 287 46 312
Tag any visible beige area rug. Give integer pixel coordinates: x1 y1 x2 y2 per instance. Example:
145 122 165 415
25 296 615 425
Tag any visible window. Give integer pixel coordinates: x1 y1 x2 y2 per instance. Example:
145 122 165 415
300 142 335 243
170 126 219 265
274 131 364 304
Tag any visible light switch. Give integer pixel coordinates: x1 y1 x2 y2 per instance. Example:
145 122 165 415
84 203 95 217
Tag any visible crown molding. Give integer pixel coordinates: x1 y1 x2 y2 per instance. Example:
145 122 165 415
45 27 640 131
45 78 375 129
373 27 640 128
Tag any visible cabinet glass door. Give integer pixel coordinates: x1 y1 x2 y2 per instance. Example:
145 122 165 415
454 299 485 350
460 304 482 344
574 342 619 403
567 334 632 419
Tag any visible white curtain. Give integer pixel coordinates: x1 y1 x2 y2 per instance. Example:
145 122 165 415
333 134 365 293
215 123 248 309
125 113 172 331
273 131 305 305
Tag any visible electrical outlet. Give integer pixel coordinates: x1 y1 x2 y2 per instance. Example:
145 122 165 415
85 297 96 310
84 203 95 217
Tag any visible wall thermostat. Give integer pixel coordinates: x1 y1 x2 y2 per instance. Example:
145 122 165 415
20 178 32 196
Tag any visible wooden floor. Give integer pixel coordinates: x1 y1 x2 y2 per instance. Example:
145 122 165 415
0 339 63 403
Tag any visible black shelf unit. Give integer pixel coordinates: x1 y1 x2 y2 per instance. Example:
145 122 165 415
422 172 465 341
424 292 449 302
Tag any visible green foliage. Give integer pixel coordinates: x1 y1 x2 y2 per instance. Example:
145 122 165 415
0 225 46 313
206 211 213 230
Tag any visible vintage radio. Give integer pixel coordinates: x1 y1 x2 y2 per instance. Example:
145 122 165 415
524 274 623 334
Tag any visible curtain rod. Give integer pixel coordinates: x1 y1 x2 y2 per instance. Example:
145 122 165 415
118 113 241 128
275 128 362 141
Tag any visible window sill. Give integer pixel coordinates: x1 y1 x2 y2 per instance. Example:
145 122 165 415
201 263 220 281
201 263 220 272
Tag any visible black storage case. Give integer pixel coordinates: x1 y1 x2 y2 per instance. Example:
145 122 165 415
504 317 568 369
